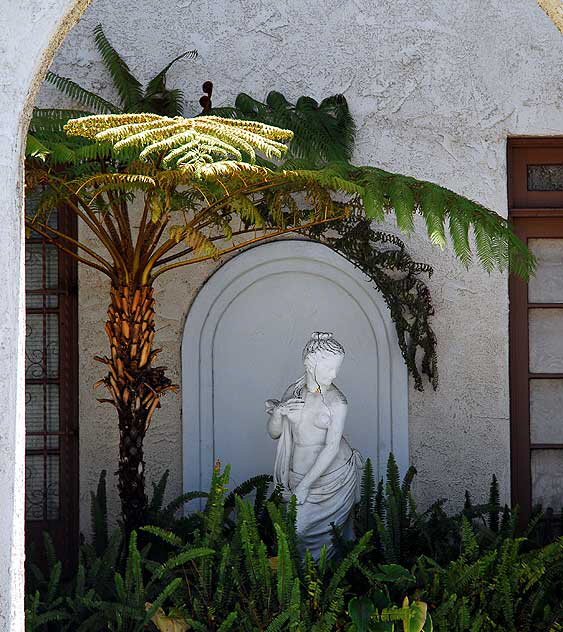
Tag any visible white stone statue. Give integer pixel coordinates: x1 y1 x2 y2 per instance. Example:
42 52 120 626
265 332 363 558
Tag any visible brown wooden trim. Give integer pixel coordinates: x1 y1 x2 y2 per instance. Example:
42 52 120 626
509 137 563 148
529 373 563 379
508 140 563 521
58 204 79 570
509 217 532 522
508 138 563 209
531 444 563 450
510 209 563 218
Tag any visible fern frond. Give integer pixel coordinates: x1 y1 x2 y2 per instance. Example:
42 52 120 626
46 71 120 113
26 134 51 160
226 90 356 164
94 24 143 110
141 525 183 548
64 112 163 139
142 50 197 117
389 175 416 232
65 113 293 166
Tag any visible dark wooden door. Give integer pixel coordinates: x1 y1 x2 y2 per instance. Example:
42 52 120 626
25 196 79 569
509 138 563 521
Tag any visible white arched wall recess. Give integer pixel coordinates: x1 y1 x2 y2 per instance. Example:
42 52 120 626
182 240 408 495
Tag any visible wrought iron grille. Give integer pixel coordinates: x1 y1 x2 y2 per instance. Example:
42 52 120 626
25 192 78 561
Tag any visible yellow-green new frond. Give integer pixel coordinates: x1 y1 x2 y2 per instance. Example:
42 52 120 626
97 119 181 146
64 113 293 167
200 115 294 141
140 132 198 161
178 161 271 179
64 113 162 139
159 136 244 167
111 122 190 151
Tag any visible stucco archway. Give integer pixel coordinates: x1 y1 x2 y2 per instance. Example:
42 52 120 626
0 1 91 628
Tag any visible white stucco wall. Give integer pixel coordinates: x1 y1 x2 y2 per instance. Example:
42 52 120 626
32 0 563 536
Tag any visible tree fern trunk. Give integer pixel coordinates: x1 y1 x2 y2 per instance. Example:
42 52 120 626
97 284 175 533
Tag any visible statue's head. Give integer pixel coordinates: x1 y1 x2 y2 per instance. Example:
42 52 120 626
302 332 345 387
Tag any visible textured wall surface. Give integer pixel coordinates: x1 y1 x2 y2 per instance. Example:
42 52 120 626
0 0 91 627
33 0 563 536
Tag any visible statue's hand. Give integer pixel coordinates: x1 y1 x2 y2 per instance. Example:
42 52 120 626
265 399 281 415
293 483 310 505
277 398 305 423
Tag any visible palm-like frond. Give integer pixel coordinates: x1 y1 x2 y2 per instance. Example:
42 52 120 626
93 24 144 111
211 90 356 165
45 71 119 113
140 50 197 117
30 108 95 134
64 113 294 165
26 134 51 160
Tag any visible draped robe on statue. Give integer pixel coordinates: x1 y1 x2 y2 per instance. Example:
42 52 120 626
272 386 363 559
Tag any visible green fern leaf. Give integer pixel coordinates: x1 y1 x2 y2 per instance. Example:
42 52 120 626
93 24 143 111
46 71 119 113
389 176 415 232
448 209 472 266
419 183 446 248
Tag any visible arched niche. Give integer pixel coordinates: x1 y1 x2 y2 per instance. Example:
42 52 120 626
182 239 408 494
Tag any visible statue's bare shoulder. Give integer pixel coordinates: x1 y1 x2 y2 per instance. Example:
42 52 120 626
327 385 348 407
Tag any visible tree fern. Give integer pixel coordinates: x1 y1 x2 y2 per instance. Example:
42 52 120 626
64 112 534 278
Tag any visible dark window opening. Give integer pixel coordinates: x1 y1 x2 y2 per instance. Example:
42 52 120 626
25 193 79 570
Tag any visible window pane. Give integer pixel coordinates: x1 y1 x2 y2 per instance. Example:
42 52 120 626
25 454 59 521
25 384 59 450
528 239 563 303
25 190 58 228
531 449 563 510
530 379 563 444
528 164 563 191
529 308 563 372
25 313 59 379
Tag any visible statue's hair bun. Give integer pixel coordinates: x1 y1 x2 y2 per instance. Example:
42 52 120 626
311 332 333 341
302 331 345 361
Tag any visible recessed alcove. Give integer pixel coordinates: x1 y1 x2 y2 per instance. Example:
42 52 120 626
182 239 408 494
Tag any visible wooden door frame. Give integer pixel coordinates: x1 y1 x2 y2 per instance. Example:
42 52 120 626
508 137 563 521
25 204 79 570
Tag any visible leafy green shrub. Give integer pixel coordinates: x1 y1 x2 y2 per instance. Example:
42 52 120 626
26 456 562 631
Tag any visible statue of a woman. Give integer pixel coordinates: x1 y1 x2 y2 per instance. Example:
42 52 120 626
265 332 362 558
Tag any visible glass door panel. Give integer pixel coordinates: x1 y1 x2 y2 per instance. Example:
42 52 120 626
528 238 563 302
530 379 563 444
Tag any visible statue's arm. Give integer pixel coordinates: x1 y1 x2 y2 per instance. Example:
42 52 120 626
266 384 295 439
267 405 283 439
295 400 347 495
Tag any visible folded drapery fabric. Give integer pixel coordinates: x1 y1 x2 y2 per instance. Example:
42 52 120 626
273 407 362 559
288 450 362 559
